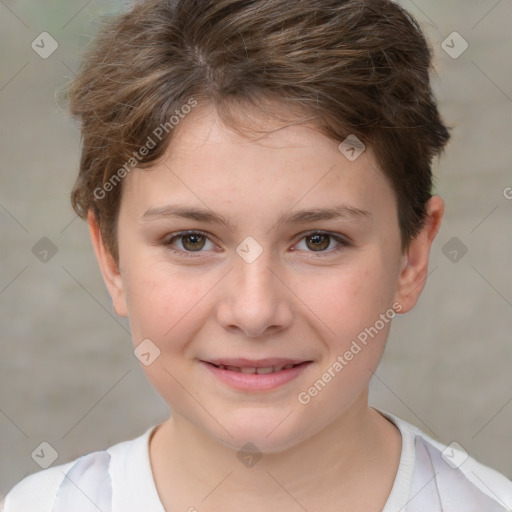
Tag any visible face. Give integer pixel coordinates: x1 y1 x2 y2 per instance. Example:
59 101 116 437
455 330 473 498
91 103 440 453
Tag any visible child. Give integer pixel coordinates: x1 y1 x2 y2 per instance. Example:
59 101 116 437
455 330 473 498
3 0 512 510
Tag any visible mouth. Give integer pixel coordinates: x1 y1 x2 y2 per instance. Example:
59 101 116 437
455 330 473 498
199 358 313 391
205 361 307 374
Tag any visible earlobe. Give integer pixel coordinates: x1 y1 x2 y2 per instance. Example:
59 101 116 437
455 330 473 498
87 210 128 317
394 196 444 313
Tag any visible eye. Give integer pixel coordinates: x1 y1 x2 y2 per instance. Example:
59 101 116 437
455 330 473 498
164 230 217 256
293 231 350 255
163 230 351 258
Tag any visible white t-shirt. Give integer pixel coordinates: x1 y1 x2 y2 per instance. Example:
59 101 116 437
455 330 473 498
3 409 512 511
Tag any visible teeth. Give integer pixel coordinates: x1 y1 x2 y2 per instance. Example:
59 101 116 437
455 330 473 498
214 363 298 374
256 366 275 374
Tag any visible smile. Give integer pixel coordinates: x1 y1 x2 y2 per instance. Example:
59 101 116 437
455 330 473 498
200 359 312 392
209 363 299 374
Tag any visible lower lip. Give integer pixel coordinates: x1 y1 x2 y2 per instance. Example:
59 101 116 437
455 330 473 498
200 361 312 391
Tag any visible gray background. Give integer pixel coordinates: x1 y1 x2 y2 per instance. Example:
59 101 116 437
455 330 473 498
1 0 511 499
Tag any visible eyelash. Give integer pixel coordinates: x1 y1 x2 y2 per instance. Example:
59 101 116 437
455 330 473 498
163 230 352 258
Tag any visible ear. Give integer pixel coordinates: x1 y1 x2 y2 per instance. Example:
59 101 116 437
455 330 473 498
394 196 444 313
87 210 128 317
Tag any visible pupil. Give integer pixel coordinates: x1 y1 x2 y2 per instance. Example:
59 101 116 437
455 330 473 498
184 234 205 251
307 234 329 251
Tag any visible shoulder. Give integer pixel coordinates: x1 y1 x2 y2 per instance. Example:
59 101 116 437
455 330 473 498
3 452 112 512
2 428 156 512
2 460 76 512
380 409 512 511
415 432 512 508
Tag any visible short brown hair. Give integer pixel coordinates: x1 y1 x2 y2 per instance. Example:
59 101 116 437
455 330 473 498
68 0 450 262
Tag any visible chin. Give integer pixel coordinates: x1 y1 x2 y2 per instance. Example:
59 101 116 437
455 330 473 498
208 408 314 454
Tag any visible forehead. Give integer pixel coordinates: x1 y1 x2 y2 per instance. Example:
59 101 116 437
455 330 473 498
162 103 371 175
120 103 396 225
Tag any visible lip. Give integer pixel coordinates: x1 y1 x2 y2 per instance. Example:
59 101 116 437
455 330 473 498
203 357 307 368
199 358 313 392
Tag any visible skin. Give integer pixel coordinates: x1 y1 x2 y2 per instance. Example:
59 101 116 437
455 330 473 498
89 103 444 511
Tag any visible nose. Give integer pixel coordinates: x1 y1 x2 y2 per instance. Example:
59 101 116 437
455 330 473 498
215 251 294 338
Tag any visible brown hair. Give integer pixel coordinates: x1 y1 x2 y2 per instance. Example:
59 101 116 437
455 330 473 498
68 0 451 262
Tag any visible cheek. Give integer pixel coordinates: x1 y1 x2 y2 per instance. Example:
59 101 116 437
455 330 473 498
124 264 208 344
302 260 396 346
120 247 230 376
121 261 212 403
294 266 396 417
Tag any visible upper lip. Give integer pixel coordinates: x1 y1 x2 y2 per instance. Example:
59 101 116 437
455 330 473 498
201 358 311 368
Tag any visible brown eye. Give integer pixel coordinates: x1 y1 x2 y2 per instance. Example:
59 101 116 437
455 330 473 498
165 231 214 254
180 233 207 251
305 234 331 251
293 231 350 256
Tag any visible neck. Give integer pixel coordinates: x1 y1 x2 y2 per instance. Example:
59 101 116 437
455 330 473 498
149 391 401 511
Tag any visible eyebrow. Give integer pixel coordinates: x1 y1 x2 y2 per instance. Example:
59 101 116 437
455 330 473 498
141 203 372 229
